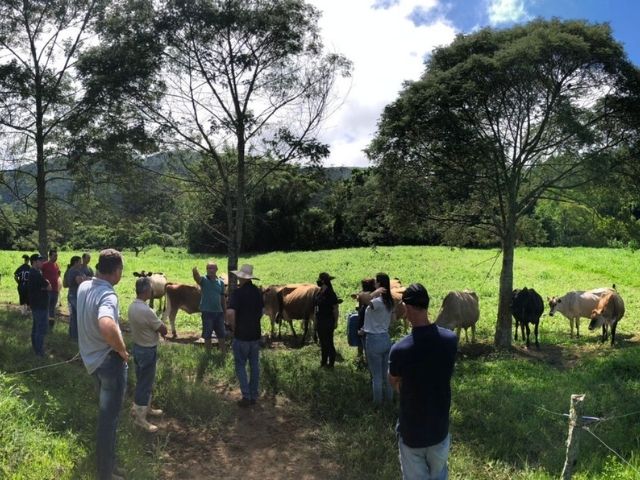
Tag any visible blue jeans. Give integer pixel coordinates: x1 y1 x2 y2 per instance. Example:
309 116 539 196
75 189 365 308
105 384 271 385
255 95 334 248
365 332 393 404
48 291 59 319
68 295 78 340
133 344 157 406
93 351 128 480
202 311 226 339
232 339 260 401
31 309 48 356
398 433 450 480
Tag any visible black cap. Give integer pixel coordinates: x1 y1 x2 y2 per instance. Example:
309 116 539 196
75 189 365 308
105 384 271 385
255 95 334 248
402 283 430 309
22 254 30 260
30 253 45 262
317 272 335 283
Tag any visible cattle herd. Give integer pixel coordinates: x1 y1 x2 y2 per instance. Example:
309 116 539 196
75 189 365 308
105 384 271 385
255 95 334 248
132 271 626 349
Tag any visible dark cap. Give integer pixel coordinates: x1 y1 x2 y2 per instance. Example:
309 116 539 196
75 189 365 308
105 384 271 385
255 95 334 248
30 253 45 262
402 283 430 309
317 272 335 283
96 248 123 274
22 254 30 260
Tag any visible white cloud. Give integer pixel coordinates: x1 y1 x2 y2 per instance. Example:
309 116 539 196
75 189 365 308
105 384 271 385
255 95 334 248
487 0 529 25
308 0 457 167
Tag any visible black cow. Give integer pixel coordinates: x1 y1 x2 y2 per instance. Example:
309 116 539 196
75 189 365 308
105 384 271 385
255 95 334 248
511 287 544 349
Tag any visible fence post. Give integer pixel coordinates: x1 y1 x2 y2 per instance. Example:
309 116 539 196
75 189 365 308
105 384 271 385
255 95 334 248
561 393 586 480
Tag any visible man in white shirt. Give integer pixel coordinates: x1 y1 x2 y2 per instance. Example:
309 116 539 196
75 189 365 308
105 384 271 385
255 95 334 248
128 276 168 432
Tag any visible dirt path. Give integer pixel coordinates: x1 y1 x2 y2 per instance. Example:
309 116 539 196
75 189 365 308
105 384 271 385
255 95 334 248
156 387 337 480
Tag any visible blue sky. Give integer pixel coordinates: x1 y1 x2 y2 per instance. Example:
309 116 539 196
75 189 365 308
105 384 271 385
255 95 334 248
308 0 640 166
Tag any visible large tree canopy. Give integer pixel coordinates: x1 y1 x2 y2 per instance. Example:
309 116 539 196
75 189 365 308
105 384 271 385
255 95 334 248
138 0 350 282
368 19 640 348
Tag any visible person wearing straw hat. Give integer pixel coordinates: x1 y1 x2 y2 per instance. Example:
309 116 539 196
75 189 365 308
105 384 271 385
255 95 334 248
226 264 263 407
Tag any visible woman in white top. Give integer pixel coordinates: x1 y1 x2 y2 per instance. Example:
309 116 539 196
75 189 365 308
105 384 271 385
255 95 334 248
363 272 394 404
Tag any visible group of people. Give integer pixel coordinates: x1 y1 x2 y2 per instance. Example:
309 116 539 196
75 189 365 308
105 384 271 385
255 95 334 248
13 250 93 355
13 248 458 480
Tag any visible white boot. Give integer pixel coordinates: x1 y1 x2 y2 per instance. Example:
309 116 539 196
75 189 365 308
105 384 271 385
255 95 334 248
147 396 163 417
132 404 158 433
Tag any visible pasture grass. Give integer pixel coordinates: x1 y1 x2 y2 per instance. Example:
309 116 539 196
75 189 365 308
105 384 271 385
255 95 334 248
1 245 640 478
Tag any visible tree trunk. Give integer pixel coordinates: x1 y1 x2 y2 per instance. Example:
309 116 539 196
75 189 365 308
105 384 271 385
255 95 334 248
494 221 515 349
35 96 47 255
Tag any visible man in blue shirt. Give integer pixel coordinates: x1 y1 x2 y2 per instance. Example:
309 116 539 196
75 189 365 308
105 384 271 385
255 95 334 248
193 261 226 354
389 283 458 480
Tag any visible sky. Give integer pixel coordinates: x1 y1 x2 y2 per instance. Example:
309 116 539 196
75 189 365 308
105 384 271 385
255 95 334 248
308 0 640 167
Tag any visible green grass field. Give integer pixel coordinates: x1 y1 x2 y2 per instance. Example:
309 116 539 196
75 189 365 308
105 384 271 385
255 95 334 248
1 246 639 479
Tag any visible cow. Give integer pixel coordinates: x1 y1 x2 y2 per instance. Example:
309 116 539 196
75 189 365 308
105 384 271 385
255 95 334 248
162 283 202 338
511 287 544 349
263 283 341 346
435 290 480 343
547 286 615 337
350 277 408 331
589 291 625 345
133 271 168 312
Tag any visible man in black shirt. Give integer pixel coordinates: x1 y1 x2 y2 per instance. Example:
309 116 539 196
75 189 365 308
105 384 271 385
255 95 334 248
226 264 263 407
28 254 51 357
14 254 31 316
389 284 458 480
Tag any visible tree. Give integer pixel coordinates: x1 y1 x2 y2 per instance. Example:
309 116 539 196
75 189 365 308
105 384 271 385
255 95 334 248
142 0 350 283
368 19 640 348
0 0 158 253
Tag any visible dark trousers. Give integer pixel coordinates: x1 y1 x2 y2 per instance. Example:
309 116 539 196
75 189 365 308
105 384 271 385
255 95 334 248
93 351 128 480
317 321 336 367
31 308 48 356
133 344 157 406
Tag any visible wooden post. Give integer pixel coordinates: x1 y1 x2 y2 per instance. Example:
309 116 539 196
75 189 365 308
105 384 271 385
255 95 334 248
561 394 586 479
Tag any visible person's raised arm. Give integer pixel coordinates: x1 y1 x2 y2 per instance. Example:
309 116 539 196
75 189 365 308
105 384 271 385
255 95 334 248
192 266 202 285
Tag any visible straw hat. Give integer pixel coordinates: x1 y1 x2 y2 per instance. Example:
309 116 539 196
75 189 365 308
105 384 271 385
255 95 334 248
231 264 259 280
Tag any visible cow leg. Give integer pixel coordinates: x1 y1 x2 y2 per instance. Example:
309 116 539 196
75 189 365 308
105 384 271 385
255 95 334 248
300 317 309 347
170 311 177 338
575 318 580 338
611 320 618 346
520 322 525 345
534 322 540 349
514 319 518 340
471 324 476 343
289 319 297 339
525 323 531 349
455 327 461 340
569 318 574 338
463 328 469 343
150 297 154 310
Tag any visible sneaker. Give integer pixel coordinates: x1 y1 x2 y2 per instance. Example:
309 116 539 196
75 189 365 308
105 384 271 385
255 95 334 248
237 398 252 407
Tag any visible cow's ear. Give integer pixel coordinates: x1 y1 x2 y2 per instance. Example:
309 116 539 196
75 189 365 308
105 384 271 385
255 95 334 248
337 298 343 304
558 299 561 303
133 272 140 277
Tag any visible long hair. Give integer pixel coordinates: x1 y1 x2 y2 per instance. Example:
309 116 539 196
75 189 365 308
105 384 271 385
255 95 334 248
376 272 394 311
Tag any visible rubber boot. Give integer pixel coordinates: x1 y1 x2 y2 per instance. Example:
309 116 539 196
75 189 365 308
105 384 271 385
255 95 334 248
147 396 163 417
132 404 158 433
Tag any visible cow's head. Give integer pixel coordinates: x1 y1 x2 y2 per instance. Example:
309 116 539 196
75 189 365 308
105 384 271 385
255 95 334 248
547 296 560 316
589 308 605 330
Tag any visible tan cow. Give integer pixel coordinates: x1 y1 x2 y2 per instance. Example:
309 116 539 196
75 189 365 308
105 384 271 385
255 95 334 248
435 290 480 343
350 278 407 331
588 291 625 345
548 286 615 337
133 271 168 312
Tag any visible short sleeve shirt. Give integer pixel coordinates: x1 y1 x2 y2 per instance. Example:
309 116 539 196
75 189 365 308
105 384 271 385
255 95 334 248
41 261 61 293
64 267 84 298
228 282 263 341
128 299 164 347
199 276 225 313
77 278 121 374
389 324 458 448
14 264 30 287
363 297 393 334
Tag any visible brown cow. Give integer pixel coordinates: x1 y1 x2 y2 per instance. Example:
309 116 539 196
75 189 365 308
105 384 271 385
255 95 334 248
435 290 480 343
263 283 340 345
162 283 202 338
588 291 625 345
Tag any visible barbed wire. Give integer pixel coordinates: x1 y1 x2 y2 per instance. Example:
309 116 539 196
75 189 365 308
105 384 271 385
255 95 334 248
583 426 640 477
4 352 81 376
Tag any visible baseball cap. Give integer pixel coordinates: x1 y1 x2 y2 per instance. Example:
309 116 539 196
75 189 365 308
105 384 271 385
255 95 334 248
402 283 430 309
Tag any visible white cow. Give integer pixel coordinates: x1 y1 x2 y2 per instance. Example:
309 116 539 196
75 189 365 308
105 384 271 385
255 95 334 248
547 286 615 337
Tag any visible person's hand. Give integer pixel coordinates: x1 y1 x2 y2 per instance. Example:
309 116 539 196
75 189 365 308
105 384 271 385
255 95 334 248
192 266 198 272
371 287 387 298
357 328 364 336
118 349 129 362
